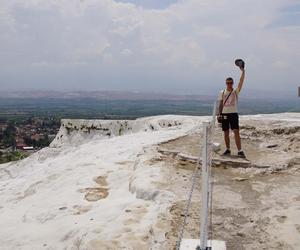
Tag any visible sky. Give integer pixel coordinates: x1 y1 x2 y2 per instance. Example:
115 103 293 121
0 0 300 97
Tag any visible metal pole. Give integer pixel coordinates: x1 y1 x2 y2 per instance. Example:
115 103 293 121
200 122 209 250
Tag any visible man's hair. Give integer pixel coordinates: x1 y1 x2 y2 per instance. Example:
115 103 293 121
226 77 234 82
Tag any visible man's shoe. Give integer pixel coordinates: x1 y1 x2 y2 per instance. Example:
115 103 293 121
238 151 246 158
223 149 231 156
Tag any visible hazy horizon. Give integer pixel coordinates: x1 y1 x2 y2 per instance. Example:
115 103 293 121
0 88 298 100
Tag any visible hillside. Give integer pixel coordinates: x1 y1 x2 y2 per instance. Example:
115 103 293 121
0 113 299 249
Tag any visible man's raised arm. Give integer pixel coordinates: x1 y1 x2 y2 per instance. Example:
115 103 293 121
237 68 245 93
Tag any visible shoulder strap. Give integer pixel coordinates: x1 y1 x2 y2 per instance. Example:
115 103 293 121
220 90 233 114
223 90 233 106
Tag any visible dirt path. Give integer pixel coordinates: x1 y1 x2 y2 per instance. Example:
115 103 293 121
156 121 300 250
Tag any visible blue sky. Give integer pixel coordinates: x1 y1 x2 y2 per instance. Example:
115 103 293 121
268 3 300 28
0 0 299 97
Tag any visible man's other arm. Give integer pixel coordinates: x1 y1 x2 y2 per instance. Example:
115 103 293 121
218 100 223 116
237 68 245 93
217 91 223 116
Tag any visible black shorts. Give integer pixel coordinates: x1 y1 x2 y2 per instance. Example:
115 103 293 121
221 113 239 131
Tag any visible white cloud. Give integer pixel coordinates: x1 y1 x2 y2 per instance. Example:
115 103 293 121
272 60 289 69
0 0 299 94
121 48 132 56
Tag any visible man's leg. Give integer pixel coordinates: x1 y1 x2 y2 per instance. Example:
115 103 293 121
233 129 241 151
222 115 230 152
224 130 230 149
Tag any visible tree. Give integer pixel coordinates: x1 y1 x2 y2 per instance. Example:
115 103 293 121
3 123 16 148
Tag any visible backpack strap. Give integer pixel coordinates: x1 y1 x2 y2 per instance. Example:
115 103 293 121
220 89 233 115
223 90 233 106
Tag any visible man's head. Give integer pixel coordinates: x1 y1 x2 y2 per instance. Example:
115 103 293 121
226 77 234 90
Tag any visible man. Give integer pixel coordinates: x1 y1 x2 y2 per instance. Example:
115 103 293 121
217 66 245 158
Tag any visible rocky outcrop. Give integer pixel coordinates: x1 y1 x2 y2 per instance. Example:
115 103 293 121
50 115 205 147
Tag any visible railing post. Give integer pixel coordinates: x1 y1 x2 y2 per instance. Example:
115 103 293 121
179 102 226 250
200 121 210 250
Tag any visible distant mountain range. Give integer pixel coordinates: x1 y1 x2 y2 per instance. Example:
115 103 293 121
0 90 215 101
0 89 298 100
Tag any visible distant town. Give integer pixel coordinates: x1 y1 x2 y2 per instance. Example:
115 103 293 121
0 117 60 163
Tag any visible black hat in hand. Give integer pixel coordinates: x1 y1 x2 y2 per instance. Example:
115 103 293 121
235 59 245 69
